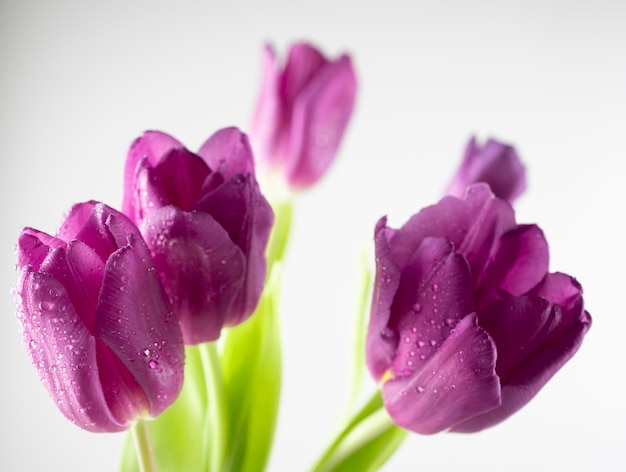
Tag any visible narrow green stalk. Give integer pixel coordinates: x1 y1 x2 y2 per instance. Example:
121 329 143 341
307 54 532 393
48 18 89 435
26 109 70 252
316 408 397 472
311 390 408 472
200 341 229 472
266 196 294 265
345 243 373 417
131 419 158 472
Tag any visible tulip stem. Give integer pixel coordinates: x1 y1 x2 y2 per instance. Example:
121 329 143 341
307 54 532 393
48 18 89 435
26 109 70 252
131 419 158 472
266 196 294 265
200 341 228 472
311 391 408 472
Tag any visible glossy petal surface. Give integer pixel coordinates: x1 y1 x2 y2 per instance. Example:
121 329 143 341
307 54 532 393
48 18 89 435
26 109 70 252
141 207 246 344
368 185 591 434
15 202 184 432
124 128 274 343
383 314 500 434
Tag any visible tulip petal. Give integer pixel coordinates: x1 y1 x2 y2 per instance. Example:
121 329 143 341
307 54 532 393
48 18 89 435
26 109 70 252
383 313 500 434
285 55 357 188
152 148 212 211
194 174 274 327
477 224 549 303
389 237 476 378
197 127 256 179
18 271 125 432
477 296 557 383
445 137 526 203
250 44 281 167
454 274 591 432
95 233 185 417
141 206 246 344
123 131 183 217
367 217 403 380
17 228 65 271
390 183 516 281
280 43 327 108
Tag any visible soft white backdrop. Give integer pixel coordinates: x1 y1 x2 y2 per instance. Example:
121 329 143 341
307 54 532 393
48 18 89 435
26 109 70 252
1 1 624 471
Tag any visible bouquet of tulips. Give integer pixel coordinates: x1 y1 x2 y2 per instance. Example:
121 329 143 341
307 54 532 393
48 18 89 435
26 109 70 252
12 42 591 472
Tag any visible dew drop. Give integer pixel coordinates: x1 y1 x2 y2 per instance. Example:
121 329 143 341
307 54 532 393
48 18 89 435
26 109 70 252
412 303 422 313
416 386 425 393
143 349 151 357
149 360 159 369
404 336 411 343
39 300 54 312
431 283 439 292
411 326 417 333
429 339 438 347
417 340 425 348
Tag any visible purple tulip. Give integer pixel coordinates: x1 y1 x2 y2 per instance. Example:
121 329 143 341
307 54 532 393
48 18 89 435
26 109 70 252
250 42 357 189
14 202 184 432
122 127 274 344
445 137 527 203
367 183 591 434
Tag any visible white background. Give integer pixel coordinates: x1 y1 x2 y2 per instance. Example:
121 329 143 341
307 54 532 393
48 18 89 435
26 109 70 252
1 1 624 471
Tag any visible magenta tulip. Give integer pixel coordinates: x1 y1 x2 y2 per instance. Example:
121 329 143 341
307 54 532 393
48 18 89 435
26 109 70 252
122 127 274 344
367 183 591 434
445 137 526 203
14 202 184 432
250 42 357 189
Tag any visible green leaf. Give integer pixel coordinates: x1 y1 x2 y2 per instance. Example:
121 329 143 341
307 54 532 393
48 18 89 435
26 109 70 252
266 197 293 265
220 263 283 472
346 243 374 415
120 345 207 472
311 391 407 472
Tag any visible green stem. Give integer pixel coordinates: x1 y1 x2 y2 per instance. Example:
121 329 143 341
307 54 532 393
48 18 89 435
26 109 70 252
311 390 408 472
200 341 228 472
266 196 294 265
316 408 397 472
131 419 158 472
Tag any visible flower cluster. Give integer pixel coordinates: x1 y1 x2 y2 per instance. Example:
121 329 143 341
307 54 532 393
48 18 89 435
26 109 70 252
13 41 590 472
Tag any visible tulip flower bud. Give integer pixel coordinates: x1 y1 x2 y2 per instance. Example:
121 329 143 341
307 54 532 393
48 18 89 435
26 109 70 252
367 183 591 434
445 137 527 203
122 127 274 344
14 202 184 432
250 42 357 190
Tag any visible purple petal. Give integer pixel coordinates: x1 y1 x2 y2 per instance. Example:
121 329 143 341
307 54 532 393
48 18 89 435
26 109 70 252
141 206 246 344
153 148 212 211
477 224 549 304
123 131 183 217
17 228 65 271
366 217 403 380
250 44 282 167
383 313 500 434
445 137 526 203
284 55 357 188
389 237 475 378
194 174 274 327
57 202 118 263
454 275 591 432
18 271 125 432
390 183 516 280
95 233 184 417
197 127 255 179
280 43 327 108
477 296 557 383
